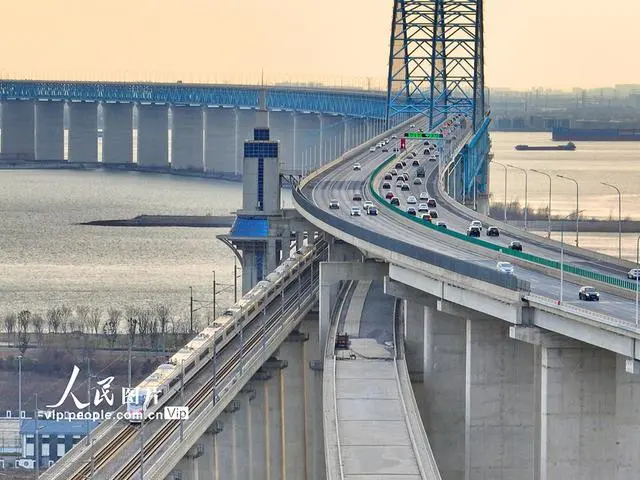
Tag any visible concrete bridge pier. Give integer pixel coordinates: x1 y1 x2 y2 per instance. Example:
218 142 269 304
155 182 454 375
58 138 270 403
137 104 169 168
35 101 64 161
168 420 222 480
0 99 35 159
68 101 97 163
267 110 294 171
102 102 133 164
171 105 204 171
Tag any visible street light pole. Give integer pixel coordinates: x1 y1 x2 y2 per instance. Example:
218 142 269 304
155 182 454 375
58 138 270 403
189 286 194 333
636 235 639 326
507 164 528 229
557 174 580 247
492 161 508 221
212 271 216 321
17 354 22 418
601 182 622 259
559 210 584 304
530 169 552 238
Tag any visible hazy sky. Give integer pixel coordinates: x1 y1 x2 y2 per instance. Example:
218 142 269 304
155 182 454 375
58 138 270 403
2 0 638 90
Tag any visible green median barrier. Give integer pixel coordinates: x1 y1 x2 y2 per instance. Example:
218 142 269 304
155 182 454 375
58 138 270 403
368 153 638 292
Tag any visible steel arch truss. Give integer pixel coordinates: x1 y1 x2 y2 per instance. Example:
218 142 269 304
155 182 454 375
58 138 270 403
386 0 485 131
0 80 387 119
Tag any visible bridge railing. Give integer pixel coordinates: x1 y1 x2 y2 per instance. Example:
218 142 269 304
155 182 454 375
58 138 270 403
292 187 526 292
369 154 639 294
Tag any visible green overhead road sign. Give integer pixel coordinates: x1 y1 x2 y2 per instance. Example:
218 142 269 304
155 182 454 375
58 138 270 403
404 132 443 139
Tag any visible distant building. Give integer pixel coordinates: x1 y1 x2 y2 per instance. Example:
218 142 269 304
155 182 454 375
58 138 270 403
20 419 100 467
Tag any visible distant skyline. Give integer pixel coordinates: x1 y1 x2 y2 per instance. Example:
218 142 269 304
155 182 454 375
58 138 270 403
1 0 639 90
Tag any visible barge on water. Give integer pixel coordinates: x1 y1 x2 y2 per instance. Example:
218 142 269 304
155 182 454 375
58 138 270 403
514 142 576 151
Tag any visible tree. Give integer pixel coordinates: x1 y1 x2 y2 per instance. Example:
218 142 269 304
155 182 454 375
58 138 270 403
47 307 61 334
75 305 90 334
125 306 139 349
154 304 172 353
88 308 102 335
4 313 16 345
59 305 73 333
103 309 121 348
137 309 154 348
16 310 31 355
32 314 44 346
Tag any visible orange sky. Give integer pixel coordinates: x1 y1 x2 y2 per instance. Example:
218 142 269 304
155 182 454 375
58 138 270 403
1 0 638 90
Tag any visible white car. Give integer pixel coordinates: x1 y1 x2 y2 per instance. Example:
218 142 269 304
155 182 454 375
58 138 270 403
350 206 361 216
407 196 417 204
369 146 376 152
496 261 514 274
470 220 483 231
353 163 361 171
363 201 374 211
627 268 640 280
419 192 429 200
418 203 429 212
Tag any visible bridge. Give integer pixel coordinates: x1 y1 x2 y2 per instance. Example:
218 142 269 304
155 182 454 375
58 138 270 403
13 1 640 479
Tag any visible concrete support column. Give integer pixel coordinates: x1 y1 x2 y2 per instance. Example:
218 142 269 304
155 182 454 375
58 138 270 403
295 233 303 251
137 104 169 167
237 385 256 480
465 318 535 479
102 103 133 164
403 300 425 377
251 371 271 480
318 114 324 166
1 100 35 159
266 361 287 480
68 102 97 163
615 355 640 478
266 238 278 275
171 106 204 171
204 107 234 174
422 307 466 480
35 101 64 161
268 110 294 171
541 346 615 479
292 112 298 171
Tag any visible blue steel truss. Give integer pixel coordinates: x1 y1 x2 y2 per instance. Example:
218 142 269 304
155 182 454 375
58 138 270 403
0 80 387 119
461 116 490 198
386 0 485 131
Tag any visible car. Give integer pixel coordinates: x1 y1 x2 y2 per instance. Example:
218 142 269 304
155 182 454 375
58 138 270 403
393 147 399 152
391 134 397 139
385 191 395 199
363 201 374 211
418 203 429 212
412 152 418 158
627 269 640 280
350 206 361 216
396 181 405 188
382 182 391 190
578 286 600 301
419 192 429 200
407 207 417 216
384 173 392 180
383 137 389 143
401 160 407 167
402 173 410 181
423 149 429 155
429 155 437 162
470 220 483 231
487 226 499 237
417 167 426 177
413 178 423 185
401 184 410 191
467 226 481 237
424 141 430 146
412 159 420 166
369 146 376 152
436 221 447 229
353 163 362 171
496 261 514 274
352 192 362 201
509 241 523 251
421 214 432 222
427 198 437 208
428 209 438 218
329 200 340 209
368 207 378 216
407 196 417 204
390 197 400 206
410 123 415 128
395 162 403 169
382 147 388 152
390 169 398 176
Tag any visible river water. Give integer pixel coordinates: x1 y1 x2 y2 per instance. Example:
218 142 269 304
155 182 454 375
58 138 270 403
0 131 637 317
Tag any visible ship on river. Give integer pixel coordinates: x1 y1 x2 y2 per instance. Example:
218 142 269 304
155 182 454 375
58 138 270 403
514 142 576 151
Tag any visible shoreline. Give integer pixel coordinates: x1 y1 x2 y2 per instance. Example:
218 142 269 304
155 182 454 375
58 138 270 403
80 214 235 228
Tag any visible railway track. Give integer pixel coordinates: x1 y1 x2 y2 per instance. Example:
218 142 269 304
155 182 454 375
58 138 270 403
112 278 317 479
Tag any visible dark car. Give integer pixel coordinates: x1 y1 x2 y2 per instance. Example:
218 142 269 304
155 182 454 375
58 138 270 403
487 226 499 237
417 167 426 178
407 207 417 216
401 184 410 191
382 182 391 190
427 198 437 208
467 226 481 237
390 197 400 206
352 192 362 201
382 147 388 152
368 207 378 216
412 159 420 166
509 241 523 251
579 286 600 301
395 162 403 169
385 191 395 199
384 173 392 180
428 209 438 219
436 221 447 229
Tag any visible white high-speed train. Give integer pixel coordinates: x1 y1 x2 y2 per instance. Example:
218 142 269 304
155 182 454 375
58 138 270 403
126 244 320 423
